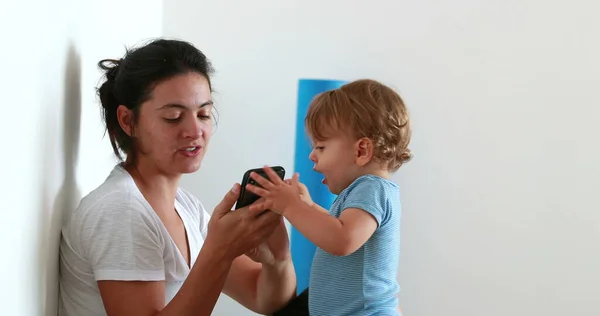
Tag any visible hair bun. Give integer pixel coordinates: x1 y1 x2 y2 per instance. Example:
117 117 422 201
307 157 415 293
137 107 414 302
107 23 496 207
98 58 122 81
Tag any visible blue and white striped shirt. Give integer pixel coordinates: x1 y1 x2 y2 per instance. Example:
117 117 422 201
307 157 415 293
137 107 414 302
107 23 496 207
309 174 402 316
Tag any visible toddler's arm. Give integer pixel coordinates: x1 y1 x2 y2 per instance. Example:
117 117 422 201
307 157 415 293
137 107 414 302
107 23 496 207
282 200 378 256
245 166 380 256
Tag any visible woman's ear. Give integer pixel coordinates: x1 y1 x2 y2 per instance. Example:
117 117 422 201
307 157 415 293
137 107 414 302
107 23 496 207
355 137 374 167
116 105 134 136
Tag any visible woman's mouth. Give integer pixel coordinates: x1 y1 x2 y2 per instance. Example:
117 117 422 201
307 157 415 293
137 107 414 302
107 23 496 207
178 146 202 157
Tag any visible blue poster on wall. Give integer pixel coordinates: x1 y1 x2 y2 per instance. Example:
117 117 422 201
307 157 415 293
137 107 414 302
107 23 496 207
291 78 346 294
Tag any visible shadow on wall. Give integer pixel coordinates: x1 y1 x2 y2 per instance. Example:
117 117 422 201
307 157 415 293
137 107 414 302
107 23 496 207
38 42 82 316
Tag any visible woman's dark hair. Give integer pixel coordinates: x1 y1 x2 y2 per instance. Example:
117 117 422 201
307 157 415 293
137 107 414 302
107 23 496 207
97 38 215 162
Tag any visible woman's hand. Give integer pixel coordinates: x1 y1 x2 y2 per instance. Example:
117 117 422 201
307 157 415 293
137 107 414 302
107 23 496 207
205 183 282 260
245 216 291 266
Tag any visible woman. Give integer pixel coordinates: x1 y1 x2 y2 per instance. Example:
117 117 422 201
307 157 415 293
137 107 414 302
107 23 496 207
58 38 296 316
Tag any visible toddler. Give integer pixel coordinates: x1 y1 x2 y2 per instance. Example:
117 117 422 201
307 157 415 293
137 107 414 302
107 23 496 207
247 79 412 315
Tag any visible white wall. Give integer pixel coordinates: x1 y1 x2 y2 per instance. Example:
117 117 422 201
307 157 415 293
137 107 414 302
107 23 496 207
164 0 600 315
0 0 162 314
1 0 597 315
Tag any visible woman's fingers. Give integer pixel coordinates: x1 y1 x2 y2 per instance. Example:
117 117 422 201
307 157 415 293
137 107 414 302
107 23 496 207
255 211 282 234
244 199 279 222
247 200 269 215
237 202 281 240
213 183 241 218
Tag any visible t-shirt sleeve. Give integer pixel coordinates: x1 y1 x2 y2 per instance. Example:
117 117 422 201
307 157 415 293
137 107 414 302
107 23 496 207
341 177 391 227
81 195 165 281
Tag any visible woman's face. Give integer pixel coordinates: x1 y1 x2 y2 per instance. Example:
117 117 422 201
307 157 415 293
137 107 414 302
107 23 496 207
121 72 214 175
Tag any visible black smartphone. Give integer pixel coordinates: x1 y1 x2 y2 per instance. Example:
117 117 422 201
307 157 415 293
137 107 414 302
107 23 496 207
235 166 286 210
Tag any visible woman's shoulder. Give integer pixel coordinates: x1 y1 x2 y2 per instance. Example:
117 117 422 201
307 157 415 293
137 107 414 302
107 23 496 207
80 166 145 210
62 167 164 255
67 166 155 229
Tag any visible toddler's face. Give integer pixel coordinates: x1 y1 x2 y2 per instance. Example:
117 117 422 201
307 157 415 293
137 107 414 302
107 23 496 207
309 136 358 195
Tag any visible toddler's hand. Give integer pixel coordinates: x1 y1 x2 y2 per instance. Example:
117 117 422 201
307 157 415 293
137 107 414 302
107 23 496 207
246 166 304 215
286 175 314 207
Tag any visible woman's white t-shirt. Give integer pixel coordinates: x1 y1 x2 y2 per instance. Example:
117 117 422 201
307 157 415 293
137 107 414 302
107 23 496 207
58 165 211 316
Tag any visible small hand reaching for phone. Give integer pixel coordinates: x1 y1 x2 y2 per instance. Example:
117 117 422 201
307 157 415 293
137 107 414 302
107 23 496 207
245 166 308 215
285 177 314 207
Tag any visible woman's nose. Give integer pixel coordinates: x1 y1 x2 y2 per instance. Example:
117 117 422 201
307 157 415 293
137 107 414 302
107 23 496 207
182 117 203 139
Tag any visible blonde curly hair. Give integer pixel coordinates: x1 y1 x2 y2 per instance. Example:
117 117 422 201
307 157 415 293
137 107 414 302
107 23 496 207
305 79 412 172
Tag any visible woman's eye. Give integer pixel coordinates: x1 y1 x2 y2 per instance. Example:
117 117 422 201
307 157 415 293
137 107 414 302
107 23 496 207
163 111 211 122
163 110 183 123
198 108 213 120
164 117 181 123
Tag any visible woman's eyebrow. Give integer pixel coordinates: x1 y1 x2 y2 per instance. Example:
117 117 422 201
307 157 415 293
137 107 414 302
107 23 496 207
157 100 213 110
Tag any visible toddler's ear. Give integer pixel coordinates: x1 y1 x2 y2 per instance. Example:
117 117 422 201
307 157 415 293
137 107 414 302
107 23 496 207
355 137 373 166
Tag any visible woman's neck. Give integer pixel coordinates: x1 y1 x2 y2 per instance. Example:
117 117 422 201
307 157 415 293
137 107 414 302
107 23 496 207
123 158 181 216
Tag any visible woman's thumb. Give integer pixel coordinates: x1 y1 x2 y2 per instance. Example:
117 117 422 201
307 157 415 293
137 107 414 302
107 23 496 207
214 183 240 217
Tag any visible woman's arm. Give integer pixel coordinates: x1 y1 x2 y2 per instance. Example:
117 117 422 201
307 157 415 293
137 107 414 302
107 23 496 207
222 255 296 314
96 183 284 316
98 241 233 316
222 216 296 314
